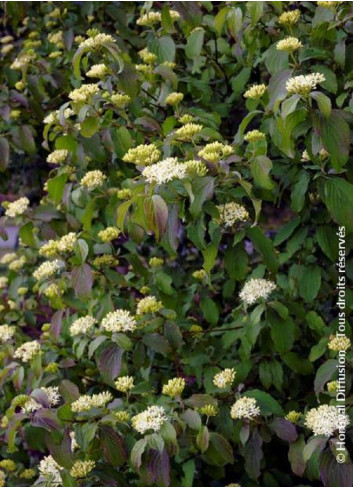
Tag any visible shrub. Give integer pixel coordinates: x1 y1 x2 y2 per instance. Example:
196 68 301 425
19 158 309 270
0 2 352 487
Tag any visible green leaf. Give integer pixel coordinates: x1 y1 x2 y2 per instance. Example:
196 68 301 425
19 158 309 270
251 155 275 190
185 27 204 58
323 178 353 232
291 171 310 213
142 334 171 355
196 425 209 453
131 438 147 472
243 389 283 416
202 433 234 466
224 243 248 280
80 116 100 138
316 225 338 261
298 265 321 302
149 36 175 62
0 137 9 170
314 359 337 396
313 111 350 170
99 425 128 467
246 226 279 273
282 353 314 375
200 297 219 325
268 310 295 353
47 173 68 205
311 91 331 118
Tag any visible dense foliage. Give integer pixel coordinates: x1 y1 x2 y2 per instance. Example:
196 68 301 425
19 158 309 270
0 1 353 487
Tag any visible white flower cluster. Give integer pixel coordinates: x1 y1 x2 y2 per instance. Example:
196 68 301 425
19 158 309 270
131 405 167 434
276 37 302 52
0 276 8 288
42 386 61 406
123 144 161 166
101 309 137 333
71 392 113 412
217 202 249 227
79 33 115 49
198 141 233 162
87 63 109 78
57 232 77 252
244 84 267 99
115 376 134 393
80 170 106 189
142 157 205 184
0 252 17 265
38 455 63 487
14 340 41 362
0 324 16 343
43 108 74 124
46 149 68 164
239 278 277 305
305 404 350 436
5 197 30 218
286 73 326 96
69 83 100 102
230 397 261 420
213 368 236 389
136 295 163 315
70 315 96 336
33 260 63 281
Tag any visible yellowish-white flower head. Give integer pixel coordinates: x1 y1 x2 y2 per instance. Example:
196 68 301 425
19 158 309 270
200 404 218 417
278 10 300 25
41 386 61 406
137 296 163 315
49 51 62 59
138 48 157 64
8 256 26 271
79 32 115 49
1 253 18 265
217 202 249 227
1 35 14 44
0 459 16 472
0 470 5 487
98 227 121 243
19 468 36 480
86 63 109 78
286 73 326 96
244 130 266 143
327 381 338 394
131 405 167 434
149 257 164 267
179 114 194 125
14 340 41 362
301 149 310 162
115 376 135 393
101 309 137 333
39 240 59 258
276 37 303 52
114 410 130 422
213 368 236 389
0 324 16 343
192 269 207 280
5 197 30 218
111 93 131 108
317 1 343 9
71 392 113 412
70 316 96 336
305 404 349 436
69 83 100 102
142 158 203 184
33 259 62 281
93 254 119 268
285 411 301 423
38 455 63 487
70 460 95 479
80 170 106 189
175 123 203 141
240 278 276 305
328 335 351 352
244 84 267 99
123 144 161 166
162 378 185 397
165 92 184 105
0 276 8 289
230 397 260 420
57 232 77 253
198 141 233 163
11 54 34 70
137 11 162 26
